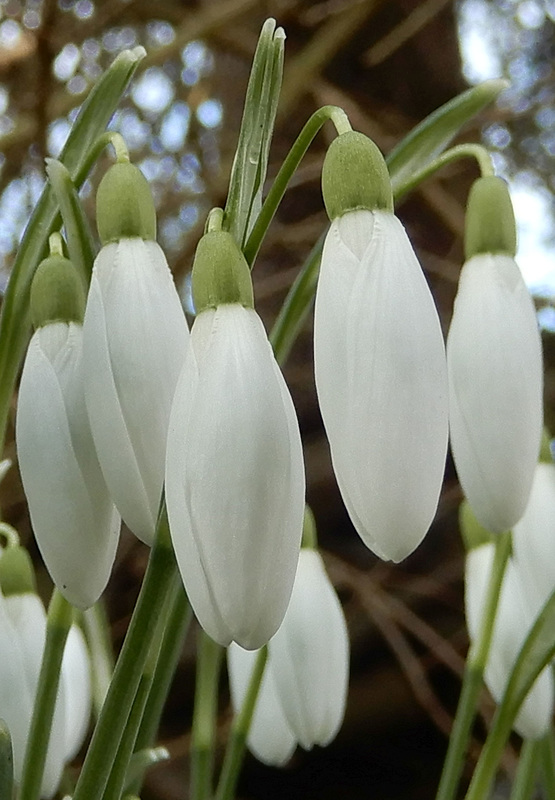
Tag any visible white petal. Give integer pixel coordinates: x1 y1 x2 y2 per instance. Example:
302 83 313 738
315 210 448 561
0 592 35 784
166 305 305 649
61 625 91 763
4 593 66 797
447 254 543 532
16 324 120 608
465 546 553 739
83 239 189 543
227 644 296 766
269 550 349 749
513 463 555 617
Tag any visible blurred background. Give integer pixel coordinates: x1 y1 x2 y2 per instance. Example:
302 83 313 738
1 0 554 798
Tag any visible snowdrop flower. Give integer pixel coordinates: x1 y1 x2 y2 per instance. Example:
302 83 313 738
465 541 553 739
227 546 349 762
314 131 448 561
16 245 120 608
165 226 305 649
0 547 92 797
512 457 555 616
83 159 189 544
447 177 543 533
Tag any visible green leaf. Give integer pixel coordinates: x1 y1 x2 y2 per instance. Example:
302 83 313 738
465 587 555 800
0 719 13 800
0 47 144 453
386 79 509 192
45 158 96 283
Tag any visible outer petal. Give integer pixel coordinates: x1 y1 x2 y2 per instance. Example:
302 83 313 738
3 593 66 798
314 209 448 562
513 463 555 616
166 305 305 649
465 545 553 739
447 254 543 532
227 643 297 766
269 550 349 749
16 323 120 608
83 238 189 543
60 625 91 763
0 591 35 785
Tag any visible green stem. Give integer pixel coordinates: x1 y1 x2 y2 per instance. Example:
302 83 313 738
243 105 346 267
539 731 555 798
395 143 495 202
72 507 177 800
19 590 74 800
435 531 512 800
215 646 268 800
101 575 180 800
191 631 224 800
81 601 114 720
133 585 192 752
269 233 324 366
509 739 539 800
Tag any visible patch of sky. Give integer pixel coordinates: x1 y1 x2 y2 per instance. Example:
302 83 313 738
180 40 213 86
160 102 190 151
0 86 8 115
138 157 159 183
114 109 150 151
74 0 93 20
23 9 40 28
53 43 80 81
47 118 71 157
102 26 137 54
67 74 87 95
146 20 175 47
0 116 14 136
0 19 22 47
484 123 511 149
82 37 100 59
179 202 199 229
132 67 174 114
160 217 184 251
196 98 222 129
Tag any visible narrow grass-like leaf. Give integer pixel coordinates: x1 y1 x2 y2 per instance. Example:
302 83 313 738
387 79 509 191
46 159 96 283
0 47 144 453
0 719 13 800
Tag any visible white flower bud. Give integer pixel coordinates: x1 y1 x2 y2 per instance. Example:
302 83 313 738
16 322 120 609
83 238 189 543
314 208 448 561
165 303 305 649
465 544 553 739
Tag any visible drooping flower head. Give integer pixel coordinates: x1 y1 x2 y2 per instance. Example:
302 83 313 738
0 545 92 797
227 535 350 763
447 176 543 533
314 131 449 562
83 158 189 544
165 223 305 649
16 241 120 609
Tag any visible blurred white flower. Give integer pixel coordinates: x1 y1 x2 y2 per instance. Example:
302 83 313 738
83 238 189 544
465 543 553 739
314 208 448 562
447 254 543 533
0 587 91 797
227 549 349 763
17 322 120 609
166 303 305 649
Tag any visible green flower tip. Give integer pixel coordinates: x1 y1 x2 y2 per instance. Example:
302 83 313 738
459 500 496 551
321 131 393 220
301 506 318 550
96 162 156 244
192 230 254 313
465 176 517 260
0 545 36 596
31 254 86 328
539 428 553 464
